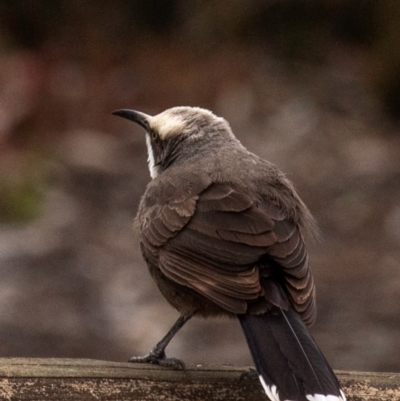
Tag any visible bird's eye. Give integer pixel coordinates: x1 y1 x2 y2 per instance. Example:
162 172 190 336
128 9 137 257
151 131 157 141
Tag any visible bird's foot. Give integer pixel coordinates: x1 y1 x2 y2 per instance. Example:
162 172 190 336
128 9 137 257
129 349 185 370
239 367 258 382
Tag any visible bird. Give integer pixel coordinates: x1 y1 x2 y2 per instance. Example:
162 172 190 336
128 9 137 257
112 106 346 401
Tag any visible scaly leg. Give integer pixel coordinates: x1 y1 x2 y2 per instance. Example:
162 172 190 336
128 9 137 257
129 313 192 369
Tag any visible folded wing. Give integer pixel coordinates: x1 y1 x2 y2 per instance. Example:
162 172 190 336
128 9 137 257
140 179 316 323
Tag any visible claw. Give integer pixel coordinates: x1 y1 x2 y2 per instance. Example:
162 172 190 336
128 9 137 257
158 357 186 370
129 350 186 370
239 367 258 383
128 314 192 371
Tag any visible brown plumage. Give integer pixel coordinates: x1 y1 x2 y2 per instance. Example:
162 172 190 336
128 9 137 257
138 173 316 323
112 107 345 401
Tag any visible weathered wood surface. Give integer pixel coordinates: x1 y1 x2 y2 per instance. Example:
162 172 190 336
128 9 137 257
0 358 398 400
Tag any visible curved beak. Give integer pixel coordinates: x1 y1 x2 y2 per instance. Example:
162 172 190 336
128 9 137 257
112 109 151 132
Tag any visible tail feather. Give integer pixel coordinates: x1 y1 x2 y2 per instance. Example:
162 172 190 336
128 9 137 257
239 308 346 401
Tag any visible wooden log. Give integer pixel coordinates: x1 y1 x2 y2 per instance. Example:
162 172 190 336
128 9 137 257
0 358 399 400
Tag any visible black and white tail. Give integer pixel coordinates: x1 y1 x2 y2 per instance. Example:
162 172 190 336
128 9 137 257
239 308 346 401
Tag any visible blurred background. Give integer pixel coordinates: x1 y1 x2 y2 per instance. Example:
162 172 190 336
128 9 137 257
0 0 399 373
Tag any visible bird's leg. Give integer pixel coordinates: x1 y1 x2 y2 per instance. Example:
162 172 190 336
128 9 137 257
129 313 193 369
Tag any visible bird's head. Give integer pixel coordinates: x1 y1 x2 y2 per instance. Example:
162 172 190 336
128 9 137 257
112 106 234 178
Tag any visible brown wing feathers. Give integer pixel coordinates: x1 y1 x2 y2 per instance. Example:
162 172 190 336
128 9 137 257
267 219 316 325
140 180 316 323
